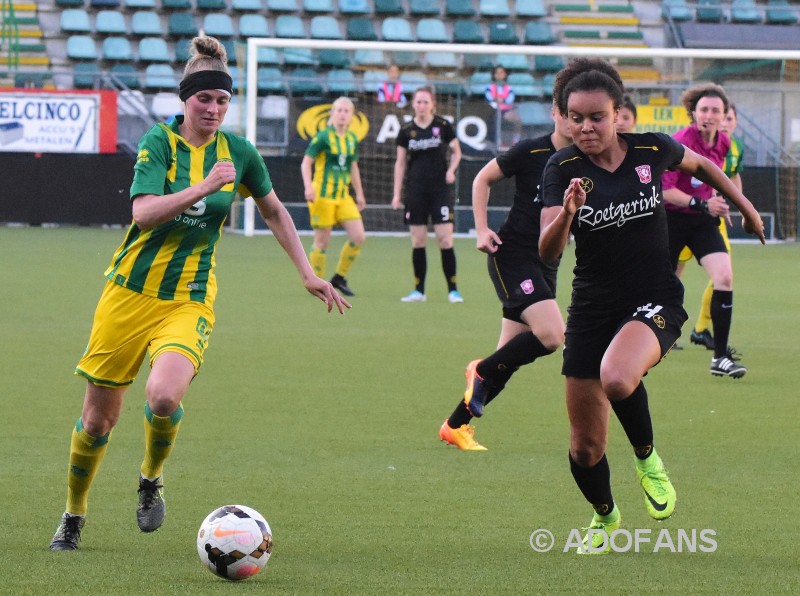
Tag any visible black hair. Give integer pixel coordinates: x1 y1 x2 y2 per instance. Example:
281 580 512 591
554 57 625 116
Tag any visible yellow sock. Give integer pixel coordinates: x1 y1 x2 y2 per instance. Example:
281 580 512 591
66 419 110 516
309 247 327 278
141 402 183 480
335 241 362 277
695 281 714 332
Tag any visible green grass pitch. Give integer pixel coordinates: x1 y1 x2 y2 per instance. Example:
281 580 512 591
2 227 798 594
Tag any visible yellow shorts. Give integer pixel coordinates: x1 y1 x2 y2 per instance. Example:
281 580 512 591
678 217 731 263
308 195 362 229
75 281 215 387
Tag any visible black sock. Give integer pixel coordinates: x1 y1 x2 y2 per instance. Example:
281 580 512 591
477 332 554 380
412 247 426 293
710 289 733 358
446 367 514 428
610 382 654 459
483 368 514 408
569 452 615 516
447 401 472 429
440 247 457 292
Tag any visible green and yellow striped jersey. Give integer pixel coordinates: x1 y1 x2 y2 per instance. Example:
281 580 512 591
304 126 359 200
724 135 744 177
104 117 272 306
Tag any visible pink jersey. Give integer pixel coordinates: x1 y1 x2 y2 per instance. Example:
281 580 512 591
662 125 730 214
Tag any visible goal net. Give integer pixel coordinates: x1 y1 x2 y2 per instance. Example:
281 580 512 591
233 38 800 241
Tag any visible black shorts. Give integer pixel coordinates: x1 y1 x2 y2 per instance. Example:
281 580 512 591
667 211 728 267
403 186 455 226
487 244 557 323
562 300 688 379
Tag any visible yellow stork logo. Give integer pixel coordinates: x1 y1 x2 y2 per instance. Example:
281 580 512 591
296 104 369 141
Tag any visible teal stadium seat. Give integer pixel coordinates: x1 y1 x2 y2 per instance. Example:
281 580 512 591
161 0 192 9
91 0 120 8
203 14 236 38
304 0 334 12
56 0 86 6
524 21 556 45
144 64 177 90
102 36 133 61
765 0 798 24
282 47 315 65
131 11 162 37
393 51 419 67
111 63 141 88
222 39 240 65
696 0 724 23
257 67 286 93
326 69 359 94
353 49 386 66
425 51 459 69
382 17 413 41
168 13 198 38
507 72 541 98
446 0 475 17
464 53 494 70
374 0 403 15
730 0 762 24
452 20 484 43
339 0 370 14
95 11 127 35
479 0 511 17
275 15 306 38
138 37 170 62
468 70 492 95
417 18 449 43
518 101 552 127
124 0 157 8
534 54 564 73
409 0 439 15
61 9 91 34
399 71 428 93
347 17 378 41
231 0 264 10
498 53 529 71
67 35 98 60
310 15 343 39
363 69 387 92
318 49 351 67
239 14 270 38
288 68 324 96
73 62 100 89
267 0 300 11
540 73 556 97
257 47 282 65
515 0 547 17
661 0 692 22
174 38 193 63
197 0 227 10
488 21 518 44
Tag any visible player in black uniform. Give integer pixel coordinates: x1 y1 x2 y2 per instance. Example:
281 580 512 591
392 86 463 303
539 58 764 553
438 106 572 451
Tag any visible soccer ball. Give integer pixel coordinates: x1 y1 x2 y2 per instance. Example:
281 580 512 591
196 504 273 581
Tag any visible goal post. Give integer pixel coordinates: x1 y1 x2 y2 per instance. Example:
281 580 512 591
239 38 800 239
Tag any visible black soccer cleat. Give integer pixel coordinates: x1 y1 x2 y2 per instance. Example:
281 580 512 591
331 274 355 297
710 355 747 379
49 512 85 551
137 476 166 532
690 329 715 350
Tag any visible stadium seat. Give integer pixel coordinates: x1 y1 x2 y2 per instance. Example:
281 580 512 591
203 14 236 38
131 11 162 37
339 0 370 14
765 0 798 25
231 0 264 10
257 47 282 64
353 49 386 66
257 67 286 93
304 0 334 12
196 0 227 10
524 21 556 45
222 39 241 65
515 0 547 17
468 70 492 95
287 67 324 96
318 48 351 67
488 21 518 44
275 15 306 38
497 53 529 71
174 38 193 63
55 0 86 6
347 18 378 41
102 36 133 61
167 13 198 38
507 72 541 98
90 0 120 8
310 15 343 39
67 35 98 60
731 0 762 24
326 68 359 94
479 0 511 17
417 18 449 43
138 37 170 62
282 47 315 65
399 71 428 93
111 63 141 88
534 54 564 73
267 0 300 11
540 73 556 97
446 0 475 17
696 0 724 23
452 20 485 43
661 0 693 22
161 0 192 8
464 53 494 70
61 9 91 34
73 62 100 89
362 69 386 90
95 11 127 35
382 17 414 41
229 66 243 92
144 64 178 91
374 0 403 15
425 51 459 69
393 51 419 67
239 14 270 38
150 91 182 120
518 101 552 126
124 0 157 8
409 0 439 16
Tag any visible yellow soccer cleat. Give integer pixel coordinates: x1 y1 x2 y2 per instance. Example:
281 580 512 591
578 507 621 555
439 420 487 451
635 450 677 520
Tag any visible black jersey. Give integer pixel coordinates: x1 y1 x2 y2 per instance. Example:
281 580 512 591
495 135 557 251
396 115 456 193
542 132 686 308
